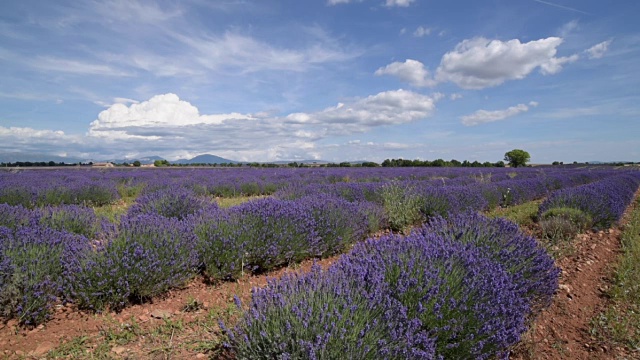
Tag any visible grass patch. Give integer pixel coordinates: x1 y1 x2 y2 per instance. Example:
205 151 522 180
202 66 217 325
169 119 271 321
591 197 640 349
93 200 131 224
487 200 541 227
216 195 266 208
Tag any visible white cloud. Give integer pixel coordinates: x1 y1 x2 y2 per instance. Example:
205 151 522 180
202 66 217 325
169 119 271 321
435 37 577 89
558 20 579 37
450 93 463 100
375 59 436 87
413 26 431 37
78 91 438 160
385 0 415 7
169 31 358 74
586 40 612 59
30 56 132 77
0 126 83 154
460 101 538 126
285 89 439 131
539 54 579 75
89 93 254 139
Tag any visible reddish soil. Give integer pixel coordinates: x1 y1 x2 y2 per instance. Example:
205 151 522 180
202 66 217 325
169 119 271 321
512 193 640 360
0 257 340 359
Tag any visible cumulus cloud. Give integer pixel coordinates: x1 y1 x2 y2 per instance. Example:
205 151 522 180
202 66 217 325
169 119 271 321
79 91 438 160
376 37 579 90
450 93 463 100
414 26 431 37
375 59 436 87
284 89 438 132
435 37 577 89
586 40 612 59
460 101 538 126
89 93 254 140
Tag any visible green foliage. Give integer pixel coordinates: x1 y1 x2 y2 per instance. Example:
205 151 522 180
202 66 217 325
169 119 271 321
591 198 640 348
153 159 170 167
380 183 424 232
488 200 540 227
539 207 593 244
132 160 141 167
540 207 593 228
504 149 531 168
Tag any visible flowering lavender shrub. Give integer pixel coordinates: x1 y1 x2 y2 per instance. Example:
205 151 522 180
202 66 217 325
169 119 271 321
0 185 34 208
227 198 318 272
38 204 102 238
65 214 199 311
419 185 489 217
0 226 88 325
297 195 371 257
193 210 246 282
333 233 529 359
539 174 640 229
420 213 559 311
128 186 215 220
227 264 436 359
0 204 39 230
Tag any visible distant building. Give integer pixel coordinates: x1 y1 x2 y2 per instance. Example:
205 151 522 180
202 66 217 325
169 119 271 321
92 162 114 167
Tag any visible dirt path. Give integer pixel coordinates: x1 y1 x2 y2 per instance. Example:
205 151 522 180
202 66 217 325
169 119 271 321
512 192 640 360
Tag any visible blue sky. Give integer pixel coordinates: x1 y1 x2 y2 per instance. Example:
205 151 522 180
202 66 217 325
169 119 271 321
1 0 638 163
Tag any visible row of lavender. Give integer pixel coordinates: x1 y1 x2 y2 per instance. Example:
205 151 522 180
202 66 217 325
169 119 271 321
225 213 560 359
225 173 640 359
538 173 640 230
1 169 637 328
276 170 622 231
0 167 618 208
0 190 385 325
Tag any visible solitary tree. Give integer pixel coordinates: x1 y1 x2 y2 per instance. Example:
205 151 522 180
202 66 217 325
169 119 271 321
504 149 530 167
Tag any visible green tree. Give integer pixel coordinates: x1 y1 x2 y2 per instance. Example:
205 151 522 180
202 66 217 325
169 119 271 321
504 149 530 168
133 160 141 167
154 159 170 167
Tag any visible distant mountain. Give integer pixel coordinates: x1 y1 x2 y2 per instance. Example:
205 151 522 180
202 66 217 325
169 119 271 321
0 152 85 163
175 154 238 164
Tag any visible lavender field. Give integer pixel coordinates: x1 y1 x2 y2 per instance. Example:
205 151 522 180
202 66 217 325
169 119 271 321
1 166 639 359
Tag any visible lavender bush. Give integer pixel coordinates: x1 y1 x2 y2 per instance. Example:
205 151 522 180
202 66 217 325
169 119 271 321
297 194 371 257
231 228 532 359
194 210 247 282
420 213 560 311
0 226 88 325
65 214 199 311
227 264 436 359
38 204 103 238
333 233 529 359
0 204 38 230
226 198 318 272
128 186 216 220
